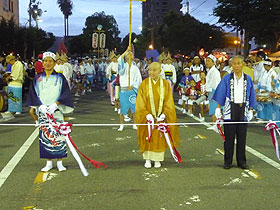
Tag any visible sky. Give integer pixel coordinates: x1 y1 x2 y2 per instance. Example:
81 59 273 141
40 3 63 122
19 0 218 38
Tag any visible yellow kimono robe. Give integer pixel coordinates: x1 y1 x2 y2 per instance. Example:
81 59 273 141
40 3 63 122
135 77 180 160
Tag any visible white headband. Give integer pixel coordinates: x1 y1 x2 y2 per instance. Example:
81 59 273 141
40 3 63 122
264 61 272 66
43 52 56 61
207 54 217 64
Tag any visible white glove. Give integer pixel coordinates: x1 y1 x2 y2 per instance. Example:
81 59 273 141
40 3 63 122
215 108 222 119
35 120 39 127
38 105 48 114
48 103 58 114
146 114 154 121
156 114 166 122
247 110 254 121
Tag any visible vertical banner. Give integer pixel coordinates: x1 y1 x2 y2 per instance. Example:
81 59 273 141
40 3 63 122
99 33 106 49
92 33 98 48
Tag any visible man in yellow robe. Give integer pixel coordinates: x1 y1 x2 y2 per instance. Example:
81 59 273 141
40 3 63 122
135 62 180 168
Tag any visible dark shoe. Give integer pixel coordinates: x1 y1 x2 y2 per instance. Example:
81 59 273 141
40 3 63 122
238 164 249 169
223 164 231 169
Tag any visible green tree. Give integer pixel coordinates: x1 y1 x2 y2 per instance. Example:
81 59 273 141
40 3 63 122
83 11 121 53
0 18 55 59
251 0 280 52
57 0 73 39
158 11 225 55
213 0 280 55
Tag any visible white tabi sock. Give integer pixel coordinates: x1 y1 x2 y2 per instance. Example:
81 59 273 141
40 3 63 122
154 161 161 168
118 109 121 114
57 160 67 172
144 159 152 168
41 160 53 172
118 125 124 132
114 108 118 112
132 124 137 130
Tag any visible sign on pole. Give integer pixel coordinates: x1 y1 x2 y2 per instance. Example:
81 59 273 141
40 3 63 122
99 33 106 49
92 33 98 48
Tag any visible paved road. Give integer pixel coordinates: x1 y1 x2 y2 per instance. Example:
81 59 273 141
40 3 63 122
0 90 279 210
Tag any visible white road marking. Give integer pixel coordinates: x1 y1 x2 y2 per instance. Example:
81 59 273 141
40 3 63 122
175 105 280 171
0 128 38 188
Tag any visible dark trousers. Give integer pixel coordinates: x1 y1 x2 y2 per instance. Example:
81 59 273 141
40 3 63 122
223 103 247 165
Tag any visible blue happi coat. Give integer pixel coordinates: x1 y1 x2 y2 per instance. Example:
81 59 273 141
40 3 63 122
213 73 257 121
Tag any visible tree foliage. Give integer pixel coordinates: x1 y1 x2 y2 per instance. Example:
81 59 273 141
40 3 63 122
0 18 55 59
213 0 280 54
158 11 225 55
68 11 121 56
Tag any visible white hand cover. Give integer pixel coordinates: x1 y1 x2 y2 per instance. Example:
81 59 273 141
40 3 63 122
48 103 58 114
247 110 254 121
146 114 154 121
157 114 166 122
38 105 48 114
215 108 222 119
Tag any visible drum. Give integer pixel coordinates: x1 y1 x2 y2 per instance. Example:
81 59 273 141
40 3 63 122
0 90 8 112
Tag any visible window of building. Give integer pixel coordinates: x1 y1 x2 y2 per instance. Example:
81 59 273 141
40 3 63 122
11 1 14 13
9 0 11 11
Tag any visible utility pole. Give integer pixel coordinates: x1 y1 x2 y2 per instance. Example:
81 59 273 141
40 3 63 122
28 0 32 27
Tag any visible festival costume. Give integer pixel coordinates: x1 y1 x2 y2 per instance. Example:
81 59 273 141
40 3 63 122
213 73 257 166
161 63 177 92
178 75 193 103
27 71 74 159
195 80 209 105
206 65 221 115
7 61 24 113
253 61 265 83
135 77 180 162
190 64 203 82
118 56 142 115
106 61 118 104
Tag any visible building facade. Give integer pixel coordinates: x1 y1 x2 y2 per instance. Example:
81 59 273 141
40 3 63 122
0 0 19 25
142 0 181 27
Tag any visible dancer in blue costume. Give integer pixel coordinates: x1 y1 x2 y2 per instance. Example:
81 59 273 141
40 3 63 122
27 51 74 172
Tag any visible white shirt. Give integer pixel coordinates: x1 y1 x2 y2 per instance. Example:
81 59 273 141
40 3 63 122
85 63 96 75
253 61 265 82
190 64 203 82
258 68 277 92
118 57 142 89
234 73 244 103
106 62 118 80
206 65 221 92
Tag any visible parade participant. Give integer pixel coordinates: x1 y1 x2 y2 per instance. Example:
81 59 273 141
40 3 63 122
178 67 193 114
98 57 108 90
205 54 221 130
161 54 176 92
135 62 180 168
84 58 96 93
118 46 142 131
213 55 256 169
195 71 208 121
27 51 74 172
186 79 197 117
256 59 277 93
61 53 73 88
5 54 25 115
106 51 118 106
76 59 86 95
253 51 266 83
190 56 203 82
35 53 43 74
